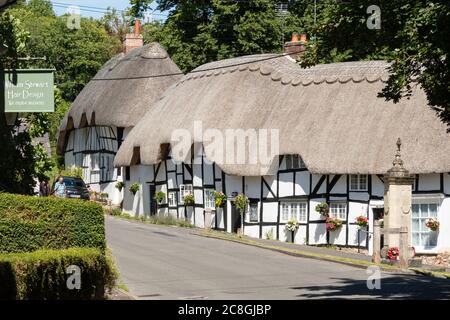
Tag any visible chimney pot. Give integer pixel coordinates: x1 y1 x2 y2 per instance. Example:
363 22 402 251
284 33 307 60
300 33 307 43
134 19 141 36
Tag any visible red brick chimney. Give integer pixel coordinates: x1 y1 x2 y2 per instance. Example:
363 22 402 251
123 19 144 54
284 33 307 60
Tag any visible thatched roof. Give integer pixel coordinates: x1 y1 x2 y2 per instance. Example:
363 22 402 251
57 43 182 154
114 54 450 175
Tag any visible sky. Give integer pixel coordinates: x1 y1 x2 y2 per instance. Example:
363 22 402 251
50 0 168 21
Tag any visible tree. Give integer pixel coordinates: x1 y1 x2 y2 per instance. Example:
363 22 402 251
27 0 54 16
378 1 450 127
0 11 52 194
294 0 450 128
144 0 301 72
129 0 153 19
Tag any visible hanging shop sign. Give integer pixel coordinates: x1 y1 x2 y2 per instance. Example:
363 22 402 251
3 69 54 112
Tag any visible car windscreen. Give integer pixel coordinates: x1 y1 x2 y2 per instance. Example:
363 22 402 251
64 178 85 188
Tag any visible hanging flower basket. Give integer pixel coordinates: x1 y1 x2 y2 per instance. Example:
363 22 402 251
213 191 227 207
326 217 342 232
129 183 140 196
387 247 399 261
315 202 329 217
425 218 439 231
355 215 368 228
183 194 195 206
115 181 125 192
154 191 166 204
285 219 300 232
235 194 249 214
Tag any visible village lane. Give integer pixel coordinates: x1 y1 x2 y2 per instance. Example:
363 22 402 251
106 216 450 300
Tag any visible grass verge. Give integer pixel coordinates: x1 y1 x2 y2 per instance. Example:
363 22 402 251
105 208 195 229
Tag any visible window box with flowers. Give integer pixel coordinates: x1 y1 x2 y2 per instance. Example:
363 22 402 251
326 217 343 232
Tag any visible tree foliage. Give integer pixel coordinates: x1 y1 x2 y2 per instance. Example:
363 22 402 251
294 0 450 128
144 0 301 72
0 1 120 194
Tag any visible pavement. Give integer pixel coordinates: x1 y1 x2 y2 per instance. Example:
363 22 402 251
106 216 450 300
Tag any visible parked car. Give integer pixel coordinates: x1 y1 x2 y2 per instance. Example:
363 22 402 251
53 176 90 200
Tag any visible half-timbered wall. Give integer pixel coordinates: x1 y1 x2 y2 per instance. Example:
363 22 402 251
64 126 129 204
121 146 450 254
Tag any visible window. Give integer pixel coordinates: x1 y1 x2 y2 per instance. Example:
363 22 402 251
204 189 215 209
412 203 438 247
281 202 307 222
330 203 347 220
125 167 130 181
168 192 177 207
249 203 259 222
285 155 305 170
179 184 193 203
350 174 368 191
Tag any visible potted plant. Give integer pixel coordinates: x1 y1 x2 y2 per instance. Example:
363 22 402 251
213 191 227 207
115 181 125 192
235 194 249 236
426 218 440 231
355 215 368 228
129 182 140 196
387 247 399 261
183 194 195 206
325 217 343 232
285 219 300 243
315 202 329 218
154 191 166 204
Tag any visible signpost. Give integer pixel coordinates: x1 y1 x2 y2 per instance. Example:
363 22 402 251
3 69 54 112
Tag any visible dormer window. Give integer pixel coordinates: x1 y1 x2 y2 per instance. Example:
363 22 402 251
285 155 305 170
350 174 368 191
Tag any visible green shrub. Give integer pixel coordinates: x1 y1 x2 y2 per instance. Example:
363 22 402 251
0 193 105 253
0 248 117 300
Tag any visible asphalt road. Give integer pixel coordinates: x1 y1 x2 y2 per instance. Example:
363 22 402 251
106 216 450 300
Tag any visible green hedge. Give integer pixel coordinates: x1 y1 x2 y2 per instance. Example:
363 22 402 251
0 193 105 253
0 248 117 300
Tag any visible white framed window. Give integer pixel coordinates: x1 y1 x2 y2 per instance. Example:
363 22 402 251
285 155 305 170
179 184 193 203
350 174 368 191
330 203 347 220
204 189 215 209
249 202 259 222
412 202 438 248
168 192 177 207
281 202 307 222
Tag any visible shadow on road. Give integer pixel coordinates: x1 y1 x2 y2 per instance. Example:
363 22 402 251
291 274 450 299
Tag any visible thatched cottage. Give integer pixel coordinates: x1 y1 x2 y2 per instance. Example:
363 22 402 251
57 26 182 204
114 38 450 254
